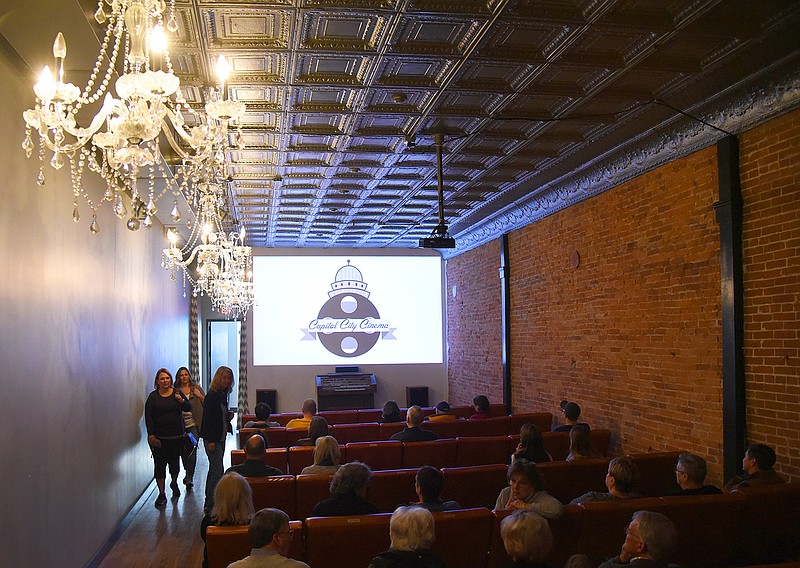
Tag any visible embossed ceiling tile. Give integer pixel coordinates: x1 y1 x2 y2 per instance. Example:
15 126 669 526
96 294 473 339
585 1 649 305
167 4 200 49
432 91 505 116
418 116 485 137
284 151 335 166
294 53 371 85
201 8 290 49
222 53 287 83
502 92 576 119
454 60 531 91
230 149 280 164
556 26 648 68
286 133 340 151
177 84 205 107
288 113 349 135
481 119 548 140
346 135 402 153
339 154 390 168
229 85 285 107
229 163 281 176
391 15 484 56
458 136 521 157
237 131 280 149
292 86 359 112
353 115 414 136
408 0 506 15
446 155 495 169
168 51 204 82
299 11 388 51
363 89 436 113
375 56 454 88
238 110 282 130
475 21 570 61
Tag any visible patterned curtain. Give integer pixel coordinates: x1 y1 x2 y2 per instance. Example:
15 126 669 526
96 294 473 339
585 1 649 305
237 317 249 425
189 294 200 384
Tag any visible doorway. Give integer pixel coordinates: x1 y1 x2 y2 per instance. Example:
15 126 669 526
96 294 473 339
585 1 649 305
206 319 241 410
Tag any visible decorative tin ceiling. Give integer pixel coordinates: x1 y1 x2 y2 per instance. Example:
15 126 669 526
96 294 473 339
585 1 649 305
5 0 800 255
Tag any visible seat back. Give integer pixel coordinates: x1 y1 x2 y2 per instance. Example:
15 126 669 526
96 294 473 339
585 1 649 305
330 422 380 444
731 483 800 565
357 408 383 422
591 428 612 456
345 441 403 471
538 458 610 503
451 405 474 419
246 476 297 520
431 508 493 568
319 410 359 425
230 448 288 473
508 412 554 434
287 446 315 475
631 451 682 496
455 436 513 467
379 421 406 440
425 419 467 439
467 416 512 437
205 524 251 568
295 474 335 520
546 504 584 567
541 432 571 461
285 428 308 447
272 413 302 426
368 468 419 512
441 464 509 509
489 403 507 417
304 513 391 568
402 439 458 469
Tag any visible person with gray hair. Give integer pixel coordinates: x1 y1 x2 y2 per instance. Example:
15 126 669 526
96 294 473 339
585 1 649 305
227 508 310 567
564 510 678 568
310 461 380 517
368 506 446 568
500 510 553 568
390 405 437 442
667 452 721 496
570 456 641 504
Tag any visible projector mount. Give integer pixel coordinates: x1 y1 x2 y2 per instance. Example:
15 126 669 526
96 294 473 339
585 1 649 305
419 133 456 249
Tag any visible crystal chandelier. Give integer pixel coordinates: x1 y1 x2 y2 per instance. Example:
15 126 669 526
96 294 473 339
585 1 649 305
162 184 254 319
21 0 246 234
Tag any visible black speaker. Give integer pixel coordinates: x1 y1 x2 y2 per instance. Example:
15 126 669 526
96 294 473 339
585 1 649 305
406 386 429 408
256 389 277 413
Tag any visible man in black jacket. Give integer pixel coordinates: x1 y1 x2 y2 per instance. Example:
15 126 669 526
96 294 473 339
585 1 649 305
227 435 283 477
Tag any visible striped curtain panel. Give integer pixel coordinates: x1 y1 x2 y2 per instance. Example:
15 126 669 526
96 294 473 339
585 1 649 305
237 318 249 425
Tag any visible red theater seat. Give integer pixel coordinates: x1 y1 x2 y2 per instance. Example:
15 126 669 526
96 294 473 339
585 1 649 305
538 458 610 504
206 520 303 568
541 432 571 461
467 416 512 437
304 514 391 568
246 475 297 520
508 412 554 434
287 446 315 475
455 436 514 467
732 482 800 565
379 421 406 440
346 441 403 471
296 474 335 520
425 419 467 439
230 448 288 473
402 439 458 469
442 464 509 510
319 409 359 425
330 422 379 444
272 413 302 426
431 508 493 568
631 451 681 497
357 408 383 422
368 468 419 512
285 428 308 447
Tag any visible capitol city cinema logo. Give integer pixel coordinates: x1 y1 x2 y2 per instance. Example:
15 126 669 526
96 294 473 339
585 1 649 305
301 260 396 357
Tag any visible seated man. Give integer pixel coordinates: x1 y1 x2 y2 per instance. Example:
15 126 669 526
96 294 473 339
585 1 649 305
226 435 284 477
667 451 722 495
724 443 786 492
565 510 678 568
469 395 492 420
427 401 457 422
285 399 317 429
228 507 310 568
390 405 437 442
570 456 641 504
244 402 281 429
553 400 589 432
411 465 461 512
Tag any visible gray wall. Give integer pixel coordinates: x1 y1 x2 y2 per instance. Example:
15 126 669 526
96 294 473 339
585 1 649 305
0 51 189 566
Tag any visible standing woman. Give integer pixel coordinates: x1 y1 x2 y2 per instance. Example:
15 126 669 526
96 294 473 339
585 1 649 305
174 366 205 489
201 365 235 511
145 368 191 508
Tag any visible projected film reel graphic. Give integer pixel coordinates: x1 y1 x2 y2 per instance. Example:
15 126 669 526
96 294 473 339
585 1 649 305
316 261 381 357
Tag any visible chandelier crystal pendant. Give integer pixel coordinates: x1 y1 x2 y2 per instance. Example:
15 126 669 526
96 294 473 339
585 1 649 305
21 0 246 235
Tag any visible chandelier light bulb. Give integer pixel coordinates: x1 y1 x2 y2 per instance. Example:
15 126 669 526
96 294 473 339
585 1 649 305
150 24 167 53
216 55 231 83
167 228 178 246
35 66 56 101
52 32 67 59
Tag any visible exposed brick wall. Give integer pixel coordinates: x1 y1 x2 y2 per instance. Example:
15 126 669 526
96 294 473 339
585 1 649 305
446 239 504 407
739 108 800 482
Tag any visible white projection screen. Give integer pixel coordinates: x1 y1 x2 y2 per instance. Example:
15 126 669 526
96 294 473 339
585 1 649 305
252 254 444 366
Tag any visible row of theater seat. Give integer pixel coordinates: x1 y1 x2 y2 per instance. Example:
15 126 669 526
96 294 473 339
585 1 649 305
237 411 555 449
240 403 512 428
234 452 681 521
233 430 613 474
206 482 800 568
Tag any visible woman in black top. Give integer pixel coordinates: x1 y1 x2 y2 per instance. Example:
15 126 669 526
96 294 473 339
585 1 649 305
513 424 552 464
145 368 191 507
380 400 403 423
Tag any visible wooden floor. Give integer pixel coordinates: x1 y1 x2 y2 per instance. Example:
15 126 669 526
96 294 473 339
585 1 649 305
96 434 234 568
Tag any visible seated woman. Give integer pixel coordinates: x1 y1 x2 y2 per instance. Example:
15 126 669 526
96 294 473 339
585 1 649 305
301 435 341 475
512 423 552 464
368 506 447 568
297 415 330 447
494 459 563 520
379 400 403 423
566 424 601 461
310 461 380 517
199 472 254 568
411 465 461 512
501 510 553 568
469 395 492 419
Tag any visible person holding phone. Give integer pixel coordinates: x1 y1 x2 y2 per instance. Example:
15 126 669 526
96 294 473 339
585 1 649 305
201 365 235 511
174 366 205 489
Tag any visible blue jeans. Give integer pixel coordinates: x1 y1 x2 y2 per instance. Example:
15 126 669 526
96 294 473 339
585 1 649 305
203 437 226 510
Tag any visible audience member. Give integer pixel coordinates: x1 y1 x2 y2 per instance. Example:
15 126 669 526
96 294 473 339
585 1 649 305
201 365 235 511
301 436 341 475
310 461 380 517
428 401 457 422
297 415 330 447
724 443 786 492
565 510 678 568
500 510 553 568
571 456 641 504
411 465 461 512
666 452 721 496
391 405 438 442
285 399 317 429
495 459 563 520
226 434 284 477
174 366 204 490
512 423 552 464
566 425 601 461
227 507 310 568
469 395 492 420
368 506 446 568
379 400 404 423
200 472 254 568
244 402 280 429
145 367 191 507
554 400 589 432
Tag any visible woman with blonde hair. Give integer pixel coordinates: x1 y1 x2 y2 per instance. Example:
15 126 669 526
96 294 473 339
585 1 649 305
200 472 254 568
566 424 601 461
368 506 446 568
174 366 204 489
301 436 341 475
201 365 235 511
